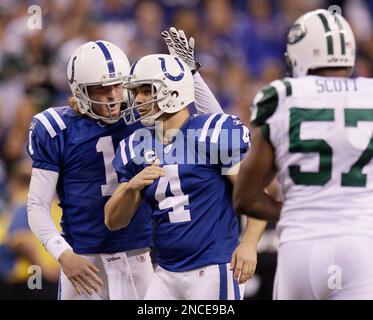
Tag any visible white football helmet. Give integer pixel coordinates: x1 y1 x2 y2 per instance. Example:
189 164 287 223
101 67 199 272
66 40 130 124
285 9 356 77
123 54 195 126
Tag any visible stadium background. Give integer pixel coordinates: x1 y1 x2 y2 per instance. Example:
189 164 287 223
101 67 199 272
0 0 372 300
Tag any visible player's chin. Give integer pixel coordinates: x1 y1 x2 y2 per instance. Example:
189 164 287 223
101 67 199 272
137 108 148 117
110 111 120 119
108 105 121 118
139 108 156 118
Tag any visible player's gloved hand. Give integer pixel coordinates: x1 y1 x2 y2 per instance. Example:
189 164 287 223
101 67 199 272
230 241 258 284
59 249 104 296
128 160 164 191
161 27 201 74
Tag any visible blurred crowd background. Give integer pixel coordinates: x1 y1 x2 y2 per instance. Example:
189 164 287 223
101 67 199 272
0 0 373 300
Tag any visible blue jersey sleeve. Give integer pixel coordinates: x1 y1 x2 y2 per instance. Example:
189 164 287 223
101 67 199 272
27 115 63 172
214 115 250 173
113 138 140 183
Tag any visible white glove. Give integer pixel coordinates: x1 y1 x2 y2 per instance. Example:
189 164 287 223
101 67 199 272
161 27 201 73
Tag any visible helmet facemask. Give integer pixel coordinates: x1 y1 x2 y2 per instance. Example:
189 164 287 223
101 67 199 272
121 54 195 126
123 76 171 126
74 76 128 125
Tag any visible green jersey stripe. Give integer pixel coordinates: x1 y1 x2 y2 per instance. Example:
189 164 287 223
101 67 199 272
252 85 279 126
282 79 292 96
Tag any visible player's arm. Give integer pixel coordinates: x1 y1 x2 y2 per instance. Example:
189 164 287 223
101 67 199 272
226 167 269 242
193 72 223 114
230 216 267 284
27 169 72 260
105 160 164 230
28 118 103 295
233 127 282 221
162 27 223 114
28 168 104 295
104 182 141 231
214 118 266 283
225 163 267 284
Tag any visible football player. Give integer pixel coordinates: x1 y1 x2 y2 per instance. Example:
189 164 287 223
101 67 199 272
233 9 373 299
105 53 267 300
27 34 224 300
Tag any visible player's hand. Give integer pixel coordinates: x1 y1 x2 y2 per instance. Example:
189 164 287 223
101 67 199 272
161 27 200 73
230 241 257 284
59 249 104 296
127 160 164 191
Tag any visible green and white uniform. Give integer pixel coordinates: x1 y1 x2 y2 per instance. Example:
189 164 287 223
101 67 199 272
252 76 373 299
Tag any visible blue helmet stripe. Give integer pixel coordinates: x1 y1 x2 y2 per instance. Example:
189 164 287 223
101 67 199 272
68 56 77 84
95 41 115 76
129 59 139 75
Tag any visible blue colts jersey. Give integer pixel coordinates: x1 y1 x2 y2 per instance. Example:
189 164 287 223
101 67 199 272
113 113 250 271
28 106 153 254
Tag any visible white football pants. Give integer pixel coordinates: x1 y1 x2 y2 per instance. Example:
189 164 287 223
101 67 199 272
144 263 245 300
274 235 373 300
58 249 153 300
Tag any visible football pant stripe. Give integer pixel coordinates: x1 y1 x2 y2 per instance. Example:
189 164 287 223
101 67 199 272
219 263 228 300
232 271 240 300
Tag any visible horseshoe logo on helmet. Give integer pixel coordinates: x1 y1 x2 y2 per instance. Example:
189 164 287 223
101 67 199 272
159 57 185 81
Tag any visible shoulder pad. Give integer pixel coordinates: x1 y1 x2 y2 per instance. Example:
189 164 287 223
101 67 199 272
33 108 67 138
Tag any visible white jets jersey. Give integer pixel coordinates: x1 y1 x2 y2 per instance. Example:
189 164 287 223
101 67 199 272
251 76 373 244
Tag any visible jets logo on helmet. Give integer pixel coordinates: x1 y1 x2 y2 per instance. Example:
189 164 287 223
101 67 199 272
287 23 307 45
285 9 356 78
